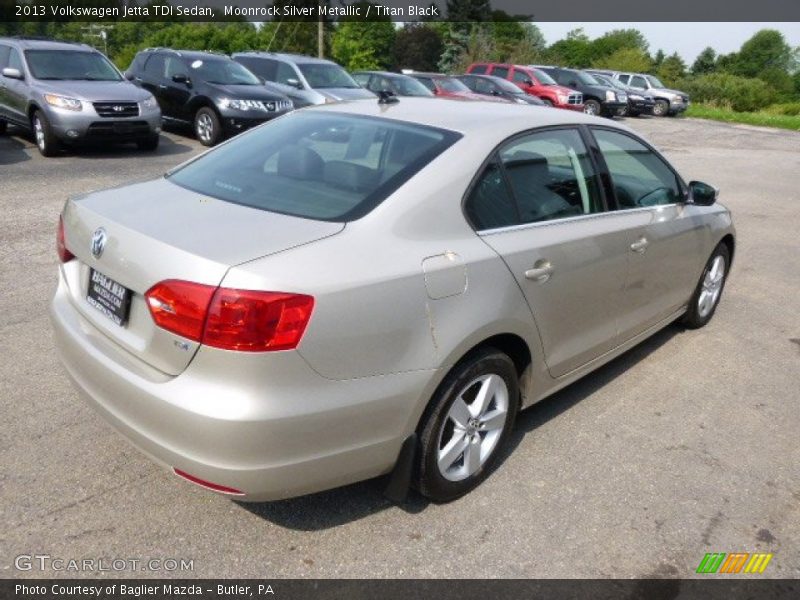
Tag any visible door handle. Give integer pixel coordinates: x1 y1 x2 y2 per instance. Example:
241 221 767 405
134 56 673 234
630 237 649 253
525 261 554 282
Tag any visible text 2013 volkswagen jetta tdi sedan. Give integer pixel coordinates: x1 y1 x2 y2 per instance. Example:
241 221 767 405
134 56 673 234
51 99 734 503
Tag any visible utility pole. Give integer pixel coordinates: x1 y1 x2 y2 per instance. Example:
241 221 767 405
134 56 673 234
81 24 113 55
317 19 324 58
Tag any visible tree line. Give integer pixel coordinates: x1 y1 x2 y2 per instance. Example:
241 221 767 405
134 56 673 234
1 0 798 113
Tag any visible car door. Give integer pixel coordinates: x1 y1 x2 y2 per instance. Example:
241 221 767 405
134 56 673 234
163 55 193 121
140 53 169 114
0 44 11 121
591 127 706 339
467 127 641 378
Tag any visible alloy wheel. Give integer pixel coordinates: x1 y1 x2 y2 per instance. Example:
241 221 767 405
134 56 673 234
196 113 213 144
698 255 726 318
436 373 509 482
34 116 46 151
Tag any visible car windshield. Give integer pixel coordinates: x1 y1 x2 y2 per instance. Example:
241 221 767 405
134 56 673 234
491 77 525 94
596 75 625 90
25 50 121 81
391 76 433 96
168 112 461 222
646 75 666 88
298 63 360 88
190 59 260 85
530 68 557 85
575 71 600 85
438 77 470 93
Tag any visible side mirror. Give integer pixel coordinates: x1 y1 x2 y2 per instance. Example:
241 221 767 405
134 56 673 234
523 78 533 86
491 89 501 96
688 181 718 206
124 71 135 81
286 78 303 90
2 67 23 80
172 73 190 85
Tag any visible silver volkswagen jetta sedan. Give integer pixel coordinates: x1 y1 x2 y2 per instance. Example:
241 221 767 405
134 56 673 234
51 99 734 503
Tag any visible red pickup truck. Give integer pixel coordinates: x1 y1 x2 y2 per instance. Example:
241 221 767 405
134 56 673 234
467 63 584 111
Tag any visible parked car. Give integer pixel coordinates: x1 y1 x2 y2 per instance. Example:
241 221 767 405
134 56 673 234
0 37 161 156
404 71 509 102
457 74 546 105
587 70 654 117
536 66 627 117
126 48 293 147
351 70 433 97
52 97 735 503
231 52 375 108
466 63 583 111
606 71 689 117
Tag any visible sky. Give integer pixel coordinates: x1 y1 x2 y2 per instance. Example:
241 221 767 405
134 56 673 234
536 22 800 64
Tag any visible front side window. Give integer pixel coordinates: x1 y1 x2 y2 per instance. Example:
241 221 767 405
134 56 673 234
465 128 603 230
168 112 461 222
275 62 299 86
630 75 647 89
593 128 683 208
512 69 530 83
24 50 120 81
8 48 23 72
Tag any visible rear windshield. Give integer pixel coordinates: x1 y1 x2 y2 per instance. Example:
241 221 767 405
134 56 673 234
168 112 461 222
25 50 121 81
298 63 360 89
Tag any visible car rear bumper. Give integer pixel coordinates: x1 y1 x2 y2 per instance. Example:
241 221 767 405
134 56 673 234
50 269 432 501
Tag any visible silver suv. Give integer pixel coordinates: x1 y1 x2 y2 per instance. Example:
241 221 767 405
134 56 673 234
0 37 162 156
232 52 375 108
606 71 689 117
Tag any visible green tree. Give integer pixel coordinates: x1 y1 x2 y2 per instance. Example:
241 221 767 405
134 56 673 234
546 28 591 67
652 49 665 69
657 52 686 87
438 25 469 72
732 29 793 78
692 47 717 74
392 24 443 71
589 28 648 63
331 4 395 71
593 47 652 72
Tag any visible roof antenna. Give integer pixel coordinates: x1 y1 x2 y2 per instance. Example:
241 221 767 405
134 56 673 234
377 90 399 105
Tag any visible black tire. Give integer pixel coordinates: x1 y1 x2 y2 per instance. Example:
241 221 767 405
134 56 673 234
541 98 554 107
653 99 669 117
137 135 160 151
32 110 60 157
682 243 730 329
0 119 7 135
415 348 519 503
583 99 601 116
194 107 221 147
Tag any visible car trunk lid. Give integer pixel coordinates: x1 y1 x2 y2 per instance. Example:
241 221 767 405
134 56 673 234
60 177 343 375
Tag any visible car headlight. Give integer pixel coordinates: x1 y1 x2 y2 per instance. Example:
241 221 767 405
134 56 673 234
556 94 569 104
629 93 643 101
44 94 82 111
605 90 616 102
142 95 158 110
515 97 528 104
218 98 264 111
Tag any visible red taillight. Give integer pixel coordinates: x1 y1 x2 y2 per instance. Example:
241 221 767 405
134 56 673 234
57 215 74 263
173 468 244 495
145 280 217 342
145 280 314 352
204 288 314 352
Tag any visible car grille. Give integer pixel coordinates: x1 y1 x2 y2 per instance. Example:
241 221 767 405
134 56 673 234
680 95 689 103
617 92 628 102
87 121 150 138
264 100 292 112
568 93 582 105
93 102 140 118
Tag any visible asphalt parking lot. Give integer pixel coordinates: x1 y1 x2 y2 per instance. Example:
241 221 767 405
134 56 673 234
1 115 798 579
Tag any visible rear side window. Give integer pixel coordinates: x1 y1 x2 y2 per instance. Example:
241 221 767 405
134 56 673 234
168 112 461 222
492 66 509 79
470 64 487 74
593 129 682 208
466 128 602 230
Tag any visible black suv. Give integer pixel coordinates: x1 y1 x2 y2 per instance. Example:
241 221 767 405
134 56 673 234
126 49 293 146
537 66 627 117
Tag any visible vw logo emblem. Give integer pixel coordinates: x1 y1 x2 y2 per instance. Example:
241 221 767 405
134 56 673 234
90 227 107 259
113 105 125 112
